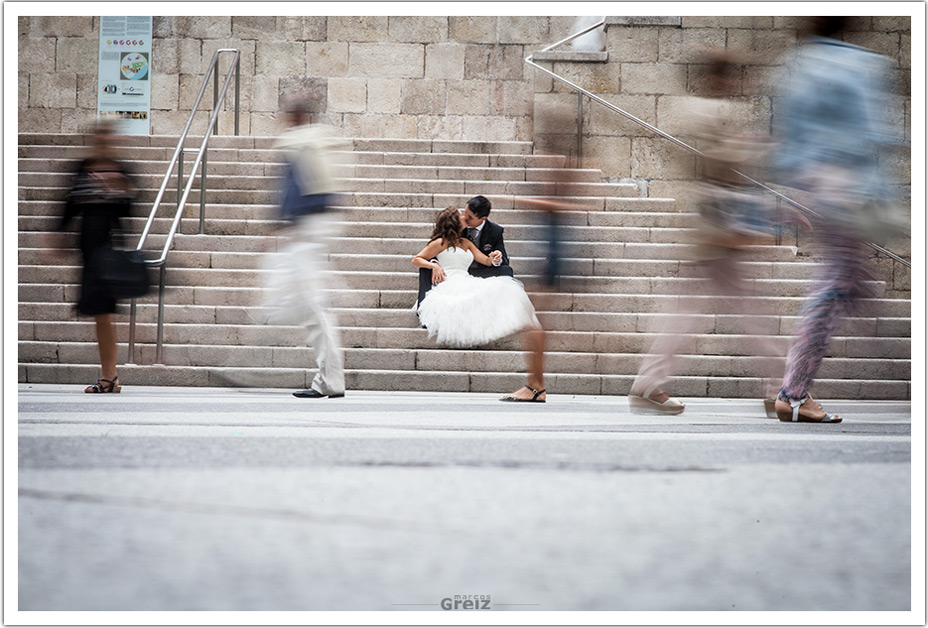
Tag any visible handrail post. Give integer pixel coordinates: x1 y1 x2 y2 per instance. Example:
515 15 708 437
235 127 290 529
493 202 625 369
234 54 240 136
213 66 219 136
199 145 207 234
127 298 137 364
155 264 166 365
775 197 782 246
577 92 583 166
177 150 184 211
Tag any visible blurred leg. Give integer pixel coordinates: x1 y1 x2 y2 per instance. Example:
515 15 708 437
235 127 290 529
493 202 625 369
500 325 545 401
704 254 785 398
630 315 698 399
94 314 118 381
501 287 548 402
304 303 345 396
779 287 847 400
779 233 863 401
293 214 345 396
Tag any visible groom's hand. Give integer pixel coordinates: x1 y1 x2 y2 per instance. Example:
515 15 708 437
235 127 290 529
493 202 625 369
489 250 503 266
431 262 446 285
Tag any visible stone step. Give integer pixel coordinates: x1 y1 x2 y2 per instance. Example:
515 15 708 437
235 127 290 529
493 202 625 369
336 206 696 226
16 249 827 279
19 185 278 205
18 144 266 163
324 237 801 262
17 133 537 156
20 215 703 244
18 159 286 178
18 148 568 176
16 363 911 400
348 163 606 184
348 178 629 196
375 152 566 168
19 281 909 317
356 138 535 155
17 302 912 338
19 185 643 207
18 336 911 379
321 254 822 279
17 263 887 298
16 133 269 148
18 151 569 172
19 201 700 229
17 170 269 191
18 167 616 191
17 197 686 218
16 231 802 263
20 317 912 360
18 201 696 229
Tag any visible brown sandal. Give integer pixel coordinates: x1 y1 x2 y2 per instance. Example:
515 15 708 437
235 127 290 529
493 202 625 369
775 396 841 423
84 377 121 394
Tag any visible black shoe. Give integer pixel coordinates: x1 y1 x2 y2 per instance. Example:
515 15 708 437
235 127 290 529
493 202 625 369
292 389 345 399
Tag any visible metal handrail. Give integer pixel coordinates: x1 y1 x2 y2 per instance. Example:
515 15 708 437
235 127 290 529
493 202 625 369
525 19 911 268
127 48 241 365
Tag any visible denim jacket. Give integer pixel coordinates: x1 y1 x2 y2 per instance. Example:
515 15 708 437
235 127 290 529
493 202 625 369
773 36 893 200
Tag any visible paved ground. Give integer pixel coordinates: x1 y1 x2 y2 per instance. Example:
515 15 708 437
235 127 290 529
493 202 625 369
17 384 912 613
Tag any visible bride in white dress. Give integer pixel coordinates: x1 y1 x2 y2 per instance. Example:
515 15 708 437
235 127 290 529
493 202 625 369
412 206 539 348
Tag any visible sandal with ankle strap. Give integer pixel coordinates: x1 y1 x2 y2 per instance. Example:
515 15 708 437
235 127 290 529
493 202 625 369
84 377 121 394
775 396 841 423
499 386 546 403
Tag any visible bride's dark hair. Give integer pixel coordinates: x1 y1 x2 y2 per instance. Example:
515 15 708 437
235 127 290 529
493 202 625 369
429 206 465 247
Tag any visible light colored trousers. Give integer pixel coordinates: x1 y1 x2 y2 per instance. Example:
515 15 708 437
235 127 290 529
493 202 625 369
264 213 345 395
632 253 783 399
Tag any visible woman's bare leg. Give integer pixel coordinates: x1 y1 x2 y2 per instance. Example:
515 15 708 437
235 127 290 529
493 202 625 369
501 325 546 401
95 314 118 381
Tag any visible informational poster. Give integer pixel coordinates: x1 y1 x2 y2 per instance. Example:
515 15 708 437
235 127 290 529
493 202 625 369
97 16 153 134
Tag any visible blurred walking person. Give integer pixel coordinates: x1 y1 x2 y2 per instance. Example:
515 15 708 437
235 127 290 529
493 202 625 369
628 50 784 415
263 98 350 399
49 120 135 393
772 17 899 423
497 194 562 403
499 105 590 403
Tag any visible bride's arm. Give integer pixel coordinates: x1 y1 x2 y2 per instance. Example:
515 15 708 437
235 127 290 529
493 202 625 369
463 239 494 266
412 238 448 272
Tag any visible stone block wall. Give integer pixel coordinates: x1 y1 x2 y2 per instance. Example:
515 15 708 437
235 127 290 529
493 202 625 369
532 16 911 196
18 15 576 138
17 14 912 273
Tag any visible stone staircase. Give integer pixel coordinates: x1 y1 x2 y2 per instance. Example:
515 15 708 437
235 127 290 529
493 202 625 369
18 133 911 399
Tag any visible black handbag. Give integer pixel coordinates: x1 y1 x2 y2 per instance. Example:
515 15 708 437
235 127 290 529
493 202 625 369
90 245 152 299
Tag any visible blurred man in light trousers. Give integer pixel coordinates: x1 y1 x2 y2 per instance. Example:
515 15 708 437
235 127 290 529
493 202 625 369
264 99 349 399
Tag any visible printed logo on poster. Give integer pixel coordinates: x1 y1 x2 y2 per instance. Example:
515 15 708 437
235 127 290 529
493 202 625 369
121 52 149 80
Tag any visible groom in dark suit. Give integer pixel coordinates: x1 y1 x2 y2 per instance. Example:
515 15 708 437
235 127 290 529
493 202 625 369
416 195 513 306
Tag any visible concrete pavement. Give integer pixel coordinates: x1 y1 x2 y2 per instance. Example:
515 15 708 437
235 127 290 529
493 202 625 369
17 384 912 613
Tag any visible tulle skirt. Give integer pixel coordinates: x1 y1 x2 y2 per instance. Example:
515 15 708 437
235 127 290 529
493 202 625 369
416 271 539 348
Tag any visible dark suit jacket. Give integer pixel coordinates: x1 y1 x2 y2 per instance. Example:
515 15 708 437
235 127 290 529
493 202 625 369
416 219 514 307
467 219 511 277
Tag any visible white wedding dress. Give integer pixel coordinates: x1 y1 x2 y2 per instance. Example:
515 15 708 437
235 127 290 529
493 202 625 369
416 246 539 348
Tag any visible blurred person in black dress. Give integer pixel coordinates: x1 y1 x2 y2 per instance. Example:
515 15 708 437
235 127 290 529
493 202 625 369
49 120 134 393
